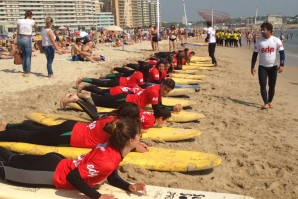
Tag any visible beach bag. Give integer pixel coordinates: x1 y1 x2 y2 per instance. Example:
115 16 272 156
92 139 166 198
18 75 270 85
13 51 22 65
36 40 44 53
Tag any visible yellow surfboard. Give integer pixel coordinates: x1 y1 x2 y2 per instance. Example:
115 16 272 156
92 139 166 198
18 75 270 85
165 88 196 96
171 77 201 85
187 63 214 67
0 142 222 172
171 74 206 79
183 66 214 71
191 56 210 61
25 112 202 142
67 103 205 122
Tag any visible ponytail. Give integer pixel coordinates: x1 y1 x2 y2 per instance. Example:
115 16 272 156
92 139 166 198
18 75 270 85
104 119 141 150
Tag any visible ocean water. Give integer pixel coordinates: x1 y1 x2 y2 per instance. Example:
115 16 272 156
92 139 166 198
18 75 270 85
274 29 298 67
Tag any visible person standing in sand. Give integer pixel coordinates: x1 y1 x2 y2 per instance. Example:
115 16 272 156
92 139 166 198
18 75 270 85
41 17 62 78
16 10 38 77
205 21 218 66
251 22 285 110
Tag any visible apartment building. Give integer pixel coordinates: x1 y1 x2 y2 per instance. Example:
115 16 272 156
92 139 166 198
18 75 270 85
97 12 114 28
148 0 160 26
103 0 161 28
0 0 98 32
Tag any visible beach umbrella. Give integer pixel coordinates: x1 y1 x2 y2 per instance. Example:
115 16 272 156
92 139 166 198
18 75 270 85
58 26 67 30
104 25 123 32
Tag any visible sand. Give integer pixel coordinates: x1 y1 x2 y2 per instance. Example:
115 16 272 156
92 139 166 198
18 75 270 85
0 39 297 199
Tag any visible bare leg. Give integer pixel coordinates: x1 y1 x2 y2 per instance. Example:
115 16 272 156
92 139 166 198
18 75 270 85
173 40 177 52
77 83 86 94
76 76 83 88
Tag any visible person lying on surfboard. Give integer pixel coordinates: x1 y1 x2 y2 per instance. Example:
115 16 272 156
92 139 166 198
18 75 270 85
61 78 183 114
0 102 170 153
0 119 146 199
75 61 150 89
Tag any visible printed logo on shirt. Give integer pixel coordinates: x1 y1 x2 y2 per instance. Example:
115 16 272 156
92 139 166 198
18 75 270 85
87 164 99 177
137 90 143 96
73 154 86 167
95 142 108 151
140 79 143 82
140 115 145 122
154 74 159 78
126 77 130 80
87 121 97 130
120 87 129 92
261 46 274 54
152 97 158 101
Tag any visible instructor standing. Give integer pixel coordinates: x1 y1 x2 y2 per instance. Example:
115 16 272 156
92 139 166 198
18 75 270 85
205 21 218 66
251 22 285 109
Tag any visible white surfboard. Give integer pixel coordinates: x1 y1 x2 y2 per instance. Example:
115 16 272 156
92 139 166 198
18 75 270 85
0 180 254 199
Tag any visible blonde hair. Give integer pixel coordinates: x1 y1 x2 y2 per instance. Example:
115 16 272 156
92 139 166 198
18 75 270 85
45 17 53 28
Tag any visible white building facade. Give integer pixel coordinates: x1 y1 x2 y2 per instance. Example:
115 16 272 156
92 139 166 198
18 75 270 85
0 0 97 32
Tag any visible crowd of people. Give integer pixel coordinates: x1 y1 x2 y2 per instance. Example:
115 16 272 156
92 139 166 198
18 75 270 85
0 8 287 198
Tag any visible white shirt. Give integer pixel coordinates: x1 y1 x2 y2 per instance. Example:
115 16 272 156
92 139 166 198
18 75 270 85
41 27 55 46
207 27 216 43
17 19 35 35
254 36 284 67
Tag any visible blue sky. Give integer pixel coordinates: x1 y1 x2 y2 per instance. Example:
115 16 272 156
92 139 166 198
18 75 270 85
157 0 298 22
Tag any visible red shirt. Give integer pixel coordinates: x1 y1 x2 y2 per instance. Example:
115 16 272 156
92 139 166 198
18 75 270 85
54 143 122 189
149 67 165 82
70 116 116 148
140 109 155 130
109 85 142 96
173 58 186 66
126 84 161 108
119 71 144 87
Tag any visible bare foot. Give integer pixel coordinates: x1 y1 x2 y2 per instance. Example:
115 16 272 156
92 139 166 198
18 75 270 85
0 121 7 131
110 66 115 74
77 83 86 94
49 75 56 78
122 62 127 68
76 76 83 88
214 63 219 67
78 91 91 100
268 103 273 108
60 93 79 109
261 104 269 110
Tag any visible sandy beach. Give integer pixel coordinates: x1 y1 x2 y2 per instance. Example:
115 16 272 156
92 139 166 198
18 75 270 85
0 39 297 199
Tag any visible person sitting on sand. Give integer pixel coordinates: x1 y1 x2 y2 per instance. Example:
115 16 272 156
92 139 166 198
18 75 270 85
71 38 93 62
80 39 102 63
0 118 146 199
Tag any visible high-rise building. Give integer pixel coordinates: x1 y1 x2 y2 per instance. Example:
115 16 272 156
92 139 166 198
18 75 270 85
103 0 161 28
0 0 98 32
148 0 160 26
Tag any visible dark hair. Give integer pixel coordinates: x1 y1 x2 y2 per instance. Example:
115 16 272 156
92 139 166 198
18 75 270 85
138 62 150 82
190 51 195 55
76 38 83 43
24 10 32 19
117 102 140 119
104 119 141 150
162 78 175 89
207 21 212 27
260 22 273 33
153 106 171 120
176 50 184 68
166 56 174 73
